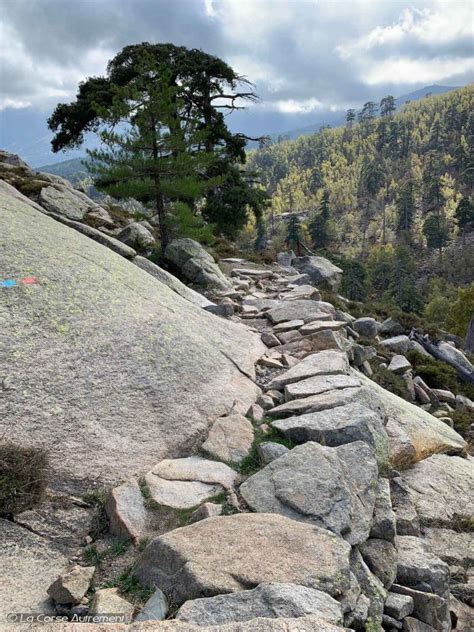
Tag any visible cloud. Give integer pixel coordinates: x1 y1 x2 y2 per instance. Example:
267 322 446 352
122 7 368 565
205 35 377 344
0 0 472 121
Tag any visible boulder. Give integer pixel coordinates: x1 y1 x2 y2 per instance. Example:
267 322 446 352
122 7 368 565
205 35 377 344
398 455 474 527
388 355 412 374
299 321 346 335
283 285 321 301
266 300 335 324
423 528 474 569
291 256 343 292
272 403 389 470
47 565 95 604
303 329 351 353
134 513 352 605
353 317 379 338
359 538 397 588
277 251 295 267
267 387 361 418
276 329 302 344
402 617 439 631
381 335 411 354
284 374 361 401
175 583 344 626
273 319 304 332
390 477 421 537
350 548 387 629
430 389 456 405
355 373 467 468
261 332 280 347
89 587 134 619
117 222 155 250
240 441 378 545
385 592 414 620
257 442 290 464
105 479 148 544
201 414 254 463
391 585 449 632
352 344 377 366
189 502 222 524
165 238 231 290
370 478 396 542
0 181 263 488
38 183 94 220
395 536 449 598
145 457 238 509
436 342 474 374
266 350 349 390
135 588 168 621
380 318 405 336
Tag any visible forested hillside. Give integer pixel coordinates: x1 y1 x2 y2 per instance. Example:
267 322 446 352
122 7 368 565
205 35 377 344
248 85 474 327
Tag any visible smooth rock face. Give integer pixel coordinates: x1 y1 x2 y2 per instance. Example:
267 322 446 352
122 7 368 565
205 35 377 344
134 513 351 605
175 583 344 626
284 374 361 401
47 565 95 604
201 414 254 463
134 256 212 308
105 479 148 544
267 350 349 390
240 441 378 545
272 403 389 469
0 182 263 488
165 238 231 290
291 256 343 292
399 455 474 527
395 536 450 598
0 518 69 620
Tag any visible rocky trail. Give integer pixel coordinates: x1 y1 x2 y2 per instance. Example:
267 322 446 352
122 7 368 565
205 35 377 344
0 152 473 631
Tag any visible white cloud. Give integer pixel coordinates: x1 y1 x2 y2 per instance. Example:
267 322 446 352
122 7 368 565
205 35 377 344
364 56 474 85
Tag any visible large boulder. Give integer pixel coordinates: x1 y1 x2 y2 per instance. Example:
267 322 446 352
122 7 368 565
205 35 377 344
0 181 263 489
355 373 467 468
175 583 344 626
436 341 474 374
239 441 379 545
134 513 352 605
291 256 343 292
398 454 474 528
117 222 156 251
165 238 231 290
38 183 100 221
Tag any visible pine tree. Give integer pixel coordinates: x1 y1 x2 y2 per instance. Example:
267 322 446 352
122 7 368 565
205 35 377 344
309 191 332 250
286 215 302 253
397 180 416 239
380 95 396 117
390 245 423 313
455 197 474 240
346 109 356 128
423 213 450 262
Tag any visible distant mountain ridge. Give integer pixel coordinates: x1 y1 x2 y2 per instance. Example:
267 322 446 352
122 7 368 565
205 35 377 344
265 85 460 143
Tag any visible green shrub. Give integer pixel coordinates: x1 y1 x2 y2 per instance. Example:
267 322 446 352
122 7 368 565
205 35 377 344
407 351 459 391
0 443 48 516
371 366 411 401
451 410 473 438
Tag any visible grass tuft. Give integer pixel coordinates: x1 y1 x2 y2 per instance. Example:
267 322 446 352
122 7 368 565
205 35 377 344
0 442 48 516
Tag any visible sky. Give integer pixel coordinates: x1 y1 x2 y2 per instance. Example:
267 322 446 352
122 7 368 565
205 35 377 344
0 0 473 164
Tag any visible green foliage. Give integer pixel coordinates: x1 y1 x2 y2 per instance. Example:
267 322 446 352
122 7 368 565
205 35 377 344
285 215 302 251
371 366 411 400
49 42 265 249
82 488 109 539
238 426 295 476
451 410 473 438
102 567 154 605
0 443 48 516
423 213 450 253
445 283 474 339
169 202 215 244
407 350 459 391
455 197 474 235
308 190 333 250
